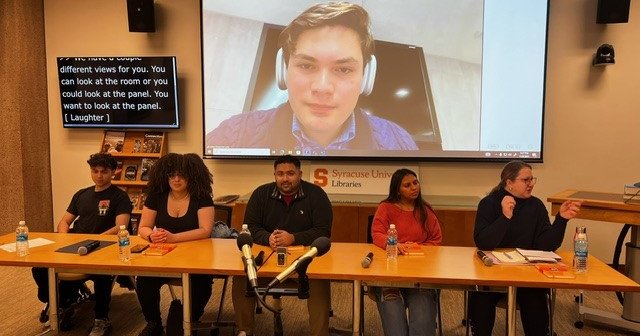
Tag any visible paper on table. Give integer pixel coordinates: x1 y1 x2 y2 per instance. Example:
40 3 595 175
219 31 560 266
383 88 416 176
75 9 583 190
0 238 55 253
516 248 561 263
490 250 528 264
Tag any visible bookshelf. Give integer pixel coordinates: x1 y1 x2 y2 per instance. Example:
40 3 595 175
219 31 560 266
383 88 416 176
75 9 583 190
101 131 167 221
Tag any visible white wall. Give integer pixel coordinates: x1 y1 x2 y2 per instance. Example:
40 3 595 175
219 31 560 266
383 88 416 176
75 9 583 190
45 0 640 261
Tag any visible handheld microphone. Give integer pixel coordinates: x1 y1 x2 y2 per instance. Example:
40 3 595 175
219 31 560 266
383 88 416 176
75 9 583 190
237 233 258 288
267 237 331 289
476 250 494 266
78 240 101 256
361 252 374 268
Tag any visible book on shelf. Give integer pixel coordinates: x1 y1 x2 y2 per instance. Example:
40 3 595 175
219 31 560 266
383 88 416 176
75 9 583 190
139 192 148 209
144 243 177 256
140 158 157 181
143 132 163 153
124 164 138 181
112 160 123 180
129 216 140 236
127 189 141 210
102 131 125 153
132 138 143 153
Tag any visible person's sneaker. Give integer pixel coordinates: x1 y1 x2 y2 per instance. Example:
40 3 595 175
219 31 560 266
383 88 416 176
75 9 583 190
88 318 112 336
138 322 163 336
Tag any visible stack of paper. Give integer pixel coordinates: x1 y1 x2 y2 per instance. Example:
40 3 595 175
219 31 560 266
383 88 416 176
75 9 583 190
516 248 561 263
485 249 562 265
490 250 528 264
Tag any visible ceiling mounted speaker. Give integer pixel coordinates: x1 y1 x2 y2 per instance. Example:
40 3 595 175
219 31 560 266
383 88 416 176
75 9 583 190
127 0 155 32
596 0 630 24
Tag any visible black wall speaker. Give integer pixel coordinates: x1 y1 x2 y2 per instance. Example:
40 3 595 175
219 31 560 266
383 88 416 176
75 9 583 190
596 0 631 24
127 0 155 32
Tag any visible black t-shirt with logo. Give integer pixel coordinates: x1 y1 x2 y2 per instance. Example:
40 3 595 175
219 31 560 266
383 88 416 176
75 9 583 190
67 184 133 233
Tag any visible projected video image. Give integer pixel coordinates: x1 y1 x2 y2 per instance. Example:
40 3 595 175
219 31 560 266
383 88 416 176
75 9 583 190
202 0 548 161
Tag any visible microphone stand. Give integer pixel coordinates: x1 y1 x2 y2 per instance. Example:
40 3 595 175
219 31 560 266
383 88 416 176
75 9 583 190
241 256 280 314
253 287 280 314
295 259 312 299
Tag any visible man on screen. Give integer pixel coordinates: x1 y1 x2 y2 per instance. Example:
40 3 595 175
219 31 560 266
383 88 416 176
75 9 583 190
206 2 418 153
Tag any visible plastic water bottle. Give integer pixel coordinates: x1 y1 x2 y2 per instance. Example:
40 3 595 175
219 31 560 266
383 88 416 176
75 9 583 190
574 226 588 273
117 225 131 262
240 224 251 236
386 224 398 260
16 220 29 257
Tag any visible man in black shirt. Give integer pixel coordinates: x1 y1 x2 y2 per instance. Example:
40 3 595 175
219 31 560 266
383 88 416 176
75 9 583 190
33 153 132 335
232 155 333 336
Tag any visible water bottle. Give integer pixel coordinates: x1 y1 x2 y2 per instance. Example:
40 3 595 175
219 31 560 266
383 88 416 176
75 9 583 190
117 225 131 262
16 220 29 257
240 224 251 236
386 224 398 260
574 226 588 273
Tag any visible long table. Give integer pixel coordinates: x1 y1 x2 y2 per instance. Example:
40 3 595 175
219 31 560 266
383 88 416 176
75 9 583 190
549 189 640 332
0 232 245 336
2 232 639 336
255 243 640 336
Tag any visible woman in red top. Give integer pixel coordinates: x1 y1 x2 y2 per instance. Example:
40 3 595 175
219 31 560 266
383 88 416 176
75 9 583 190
371 168 442 336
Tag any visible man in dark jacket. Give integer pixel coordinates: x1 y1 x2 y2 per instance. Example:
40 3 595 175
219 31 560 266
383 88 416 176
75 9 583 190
231 155 333 336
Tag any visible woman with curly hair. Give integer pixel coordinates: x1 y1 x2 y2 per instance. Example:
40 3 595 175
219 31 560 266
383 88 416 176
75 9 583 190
135 153 215 336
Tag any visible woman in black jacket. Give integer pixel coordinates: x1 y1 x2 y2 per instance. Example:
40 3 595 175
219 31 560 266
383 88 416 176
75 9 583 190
470 160 582 336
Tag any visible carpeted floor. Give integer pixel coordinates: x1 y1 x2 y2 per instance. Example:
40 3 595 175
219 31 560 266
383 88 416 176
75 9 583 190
0 266 637 335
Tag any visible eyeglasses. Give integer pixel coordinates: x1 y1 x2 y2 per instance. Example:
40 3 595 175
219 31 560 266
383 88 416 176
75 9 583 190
167 172 185 179
515 177 538 185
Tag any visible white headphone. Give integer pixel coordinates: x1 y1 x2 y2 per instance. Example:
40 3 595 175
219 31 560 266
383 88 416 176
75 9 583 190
275 48 377 96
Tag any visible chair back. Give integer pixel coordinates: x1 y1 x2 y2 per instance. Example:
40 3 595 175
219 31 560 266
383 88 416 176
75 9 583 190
367 215 374 243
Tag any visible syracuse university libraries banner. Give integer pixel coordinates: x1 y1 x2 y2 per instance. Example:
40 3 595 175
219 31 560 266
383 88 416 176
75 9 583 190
308 164 419 195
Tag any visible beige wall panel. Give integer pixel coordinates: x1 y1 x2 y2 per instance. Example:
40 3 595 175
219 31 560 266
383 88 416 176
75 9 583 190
43 0 640 261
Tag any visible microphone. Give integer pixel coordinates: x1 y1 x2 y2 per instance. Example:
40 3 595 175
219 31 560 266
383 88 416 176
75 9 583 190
476 250 494 266
236 233 258 288
78 240 101 255
267 237 331 289
361 252 374 268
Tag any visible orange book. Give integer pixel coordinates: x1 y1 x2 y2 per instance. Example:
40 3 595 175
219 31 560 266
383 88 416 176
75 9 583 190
143 243 177 256
403 244 425 256
535 263 576 279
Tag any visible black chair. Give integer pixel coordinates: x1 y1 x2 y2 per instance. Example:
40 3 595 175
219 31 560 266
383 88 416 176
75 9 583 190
167 204 236 335
462 288 556 336
38 219 137 330
362 215 444 336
